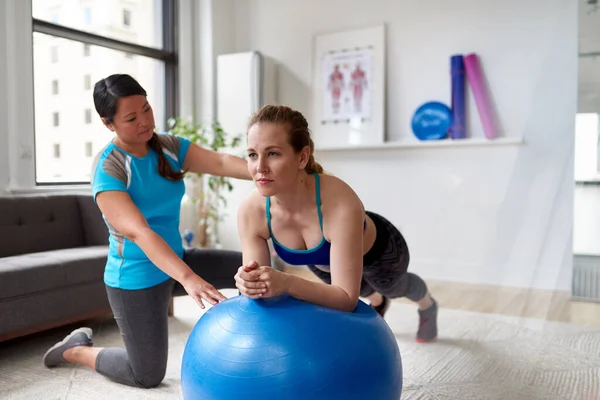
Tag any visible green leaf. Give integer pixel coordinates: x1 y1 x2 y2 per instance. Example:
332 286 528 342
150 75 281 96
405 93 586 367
171 115 242 239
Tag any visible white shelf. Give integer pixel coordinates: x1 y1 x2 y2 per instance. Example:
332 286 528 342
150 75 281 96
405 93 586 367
315 137 525 152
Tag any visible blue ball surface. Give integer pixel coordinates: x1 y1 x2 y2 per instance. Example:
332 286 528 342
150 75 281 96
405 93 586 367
181 294 402 400
411 101 452 140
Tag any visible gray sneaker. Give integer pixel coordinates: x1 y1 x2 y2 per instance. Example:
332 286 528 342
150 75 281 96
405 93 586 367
43 327 93 367
416 299 438 343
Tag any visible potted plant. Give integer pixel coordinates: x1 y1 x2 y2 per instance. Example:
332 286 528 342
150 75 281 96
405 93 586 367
168 116 243 248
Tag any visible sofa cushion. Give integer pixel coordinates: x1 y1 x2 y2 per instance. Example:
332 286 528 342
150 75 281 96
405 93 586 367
77 195 109 246
0 280 110 338
0 246 108 300
0 195 87 258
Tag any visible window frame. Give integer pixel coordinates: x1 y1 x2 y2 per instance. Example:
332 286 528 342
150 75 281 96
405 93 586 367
31 0 179 186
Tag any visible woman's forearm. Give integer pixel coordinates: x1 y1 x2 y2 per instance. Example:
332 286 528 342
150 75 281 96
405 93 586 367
285 274 358 312
220 154 252 180
132 227 195 283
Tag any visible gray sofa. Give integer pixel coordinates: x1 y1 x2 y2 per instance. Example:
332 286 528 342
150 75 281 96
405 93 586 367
0 193 111 342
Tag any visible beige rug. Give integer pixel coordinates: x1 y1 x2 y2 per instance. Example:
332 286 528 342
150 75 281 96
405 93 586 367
1 291 600 400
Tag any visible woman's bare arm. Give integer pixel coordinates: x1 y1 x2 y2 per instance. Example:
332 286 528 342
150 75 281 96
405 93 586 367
235 195 271 297
182 143 251 180
284 196 364 312
96 190 225 306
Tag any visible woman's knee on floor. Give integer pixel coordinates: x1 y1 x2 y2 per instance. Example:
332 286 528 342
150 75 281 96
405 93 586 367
133 364 167 389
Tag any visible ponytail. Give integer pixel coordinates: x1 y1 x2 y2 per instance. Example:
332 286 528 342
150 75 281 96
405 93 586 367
148 133 186 181
305 138 323 174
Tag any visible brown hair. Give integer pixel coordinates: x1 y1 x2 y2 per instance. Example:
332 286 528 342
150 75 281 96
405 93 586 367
248 105 323 174
148 133 186 181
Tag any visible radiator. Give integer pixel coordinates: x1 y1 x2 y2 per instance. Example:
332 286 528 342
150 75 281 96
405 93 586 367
572 255 600 302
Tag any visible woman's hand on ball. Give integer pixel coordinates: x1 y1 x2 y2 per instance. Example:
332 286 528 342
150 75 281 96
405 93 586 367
235 260 268 298
256 267 289 298
181 274 227 309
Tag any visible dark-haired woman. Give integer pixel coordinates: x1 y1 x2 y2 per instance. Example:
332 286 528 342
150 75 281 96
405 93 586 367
42 74 252 388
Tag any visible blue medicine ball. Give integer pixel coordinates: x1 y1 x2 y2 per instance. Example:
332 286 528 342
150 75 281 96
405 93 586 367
411 101 452 140
181 294 403 400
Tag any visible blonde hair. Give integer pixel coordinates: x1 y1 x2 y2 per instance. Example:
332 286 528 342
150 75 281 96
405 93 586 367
248 105 323 174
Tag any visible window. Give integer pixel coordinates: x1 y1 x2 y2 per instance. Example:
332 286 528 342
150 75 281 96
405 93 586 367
52 80 58 95
85 142 93 158
33 1 163 49
53 144 60 159
575 113 600 182
50 9 59 24
32 0 176 185
123 9 131 27
83 7 92 25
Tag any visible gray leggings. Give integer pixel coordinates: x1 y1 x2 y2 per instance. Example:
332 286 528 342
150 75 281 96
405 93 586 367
308 211 428 302
95 248 241 388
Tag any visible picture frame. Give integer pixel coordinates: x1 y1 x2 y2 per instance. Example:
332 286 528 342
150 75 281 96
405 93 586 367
311 24 386 150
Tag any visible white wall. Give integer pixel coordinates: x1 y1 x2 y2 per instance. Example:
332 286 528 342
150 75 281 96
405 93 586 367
0 0 578 291
0 0 36 193
188 0 237 125
0 1 9 191
574 185 600 255
216 0 577 291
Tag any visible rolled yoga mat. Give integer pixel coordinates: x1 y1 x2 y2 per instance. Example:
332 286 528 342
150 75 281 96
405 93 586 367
464 53 499 139
449 55 466 139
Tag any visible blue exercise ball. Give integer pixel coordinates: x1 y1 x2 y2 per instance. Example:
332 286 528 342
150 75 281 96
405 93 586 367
181 294 402 400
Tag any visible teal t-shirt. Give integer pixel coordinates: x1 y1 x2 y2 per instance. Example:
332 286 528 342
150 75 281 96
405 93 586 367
91 133 192 289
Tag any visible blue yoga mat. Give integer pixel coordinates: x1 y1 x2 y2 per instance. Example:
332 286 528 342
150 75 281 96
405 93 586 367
449 55 466 139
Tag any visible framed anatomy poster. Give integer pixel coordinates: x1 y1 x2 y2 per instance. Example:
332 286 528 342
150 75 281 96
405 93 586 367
311 24 386 149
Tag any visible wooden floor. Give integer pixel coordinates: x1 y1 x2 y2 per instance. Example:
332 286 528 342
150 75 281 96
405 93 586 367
285 266 600 328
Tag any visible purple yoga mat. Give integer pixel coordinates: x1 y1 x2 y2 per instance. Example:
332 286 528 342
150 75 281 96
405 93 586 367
464 53 499 139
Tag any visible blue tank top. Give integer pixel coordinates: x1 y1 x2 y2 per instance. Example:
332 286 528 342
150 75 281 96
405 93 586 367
267 174 331 266
266 174 366 267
